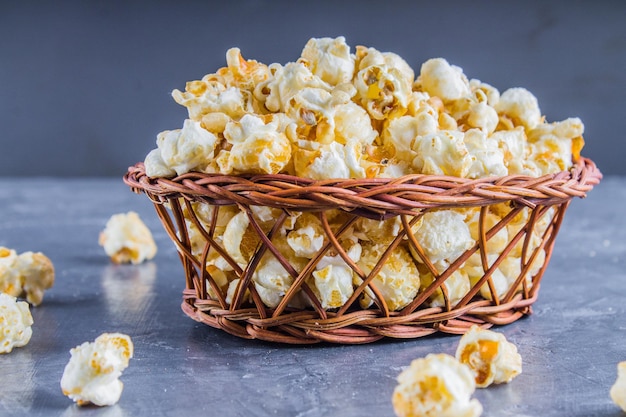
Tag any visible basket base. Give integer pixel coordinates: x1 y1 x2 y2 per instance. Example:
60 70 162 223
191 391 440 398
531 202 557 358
181 290 536 345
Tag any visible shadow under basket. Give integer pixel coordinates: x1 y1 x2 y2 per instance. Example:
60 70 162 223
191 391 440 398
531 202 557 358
124 157 601 344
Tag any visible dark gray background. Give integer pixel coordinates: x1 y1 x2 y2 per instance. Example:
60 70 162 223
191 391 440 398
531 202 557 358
1 0 624 177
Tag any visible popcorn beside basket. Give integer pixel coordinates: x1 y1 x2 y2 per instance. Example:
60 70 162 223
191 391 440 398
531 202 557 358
124 37 601 344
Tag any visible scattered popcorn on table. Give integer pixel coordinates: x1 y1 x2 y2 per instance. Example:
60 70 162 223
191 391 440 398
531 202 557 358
611 361 626 412
0 247 55 306
99 212 157 264
151 36 586 310
392 353 482 417
0 292 33 353
60 333 134 407
455 325 522 388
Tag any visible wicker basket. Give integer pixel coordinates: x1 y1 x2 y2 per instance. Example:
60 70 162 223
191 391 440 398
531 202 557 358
124 156 601 344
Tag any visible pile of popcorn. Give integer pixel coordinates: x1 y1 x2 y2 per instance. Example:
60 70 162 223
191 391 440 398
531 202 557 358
142 36 583 312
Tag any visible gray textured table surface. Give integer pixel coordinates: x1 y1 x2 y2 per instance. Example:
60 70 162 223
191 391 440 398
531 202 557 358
0 176 624 417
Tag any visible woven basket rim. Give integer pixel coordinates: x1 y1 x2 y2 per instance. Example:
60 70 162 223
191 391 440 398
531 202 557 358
124 156 601 218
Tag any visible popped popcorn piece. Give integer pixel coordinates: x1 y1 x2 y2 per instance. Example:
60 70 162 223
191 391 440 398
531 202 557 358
14 251 55 306
490 128 532 175
287 213 325 258
253 255 296 308
293 141 353 180
0 247 55 306
260 61 331 113
149 118 218 177
354 46 412 120
495 87 543 130
222 210 258 266
143 148 176 178
354 216 403 244
0 247 21 298
410 210 474 265
411 131 473 177
455 325 522 388
217 114 291 175
0 292 33 353
221 47 271 93
172 77 248 121
466 101 499 135
421 268 470 308
610 361 626 412
356 243 420 311
464 208 509 255
299 36 355 86
463 129 507 179
308 238 361 310
417 58 471 101
99 211 157 265
60 333 133 407
392 353 482 417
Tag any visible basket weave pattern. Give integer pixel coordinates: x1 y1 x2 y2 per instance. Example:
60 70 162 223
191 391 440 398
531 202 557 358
124 157 601 344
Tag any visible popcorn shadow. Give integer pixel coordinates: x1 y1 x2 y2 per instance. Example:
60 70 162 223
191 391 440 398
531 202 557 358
60 404 130 417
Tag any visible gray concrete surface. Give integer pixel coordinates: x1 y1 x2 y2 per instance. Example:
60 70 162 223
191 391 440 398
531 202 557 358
1 0 624 177
0 175 624 416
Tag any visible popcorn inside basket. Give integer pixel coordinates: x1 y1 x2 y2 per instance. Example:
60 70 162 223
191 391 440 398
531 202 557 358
125 36 601 344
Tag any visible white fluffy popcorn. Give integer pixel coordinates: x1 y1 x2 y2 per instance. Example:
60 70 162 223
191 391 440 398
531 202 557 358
610 361 626 412
293 142 353 180
411 131 472 177
149 118 218 177
287 213 325 258
463 129 508 179
422 268 470 308
299 36 355 86
356 243 420 311
99 212 157 264
455 325 522 388
392 353 482 417
309 240 361 310
60 333 133 407
410 210 474 265
0 292 33 354
495 87 543 130
0 247 55 306
418 58 471 101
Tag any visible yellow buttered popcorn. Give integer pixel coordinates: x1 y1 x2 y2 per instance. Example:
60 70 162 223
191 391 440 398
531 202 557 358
60 333 133 407
610 362 626 412
0 292 33 353
99 212 157 265
455 325 522 388
356 243 420 311
392 353 482 417
218 114 291 175
0 247 55 306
